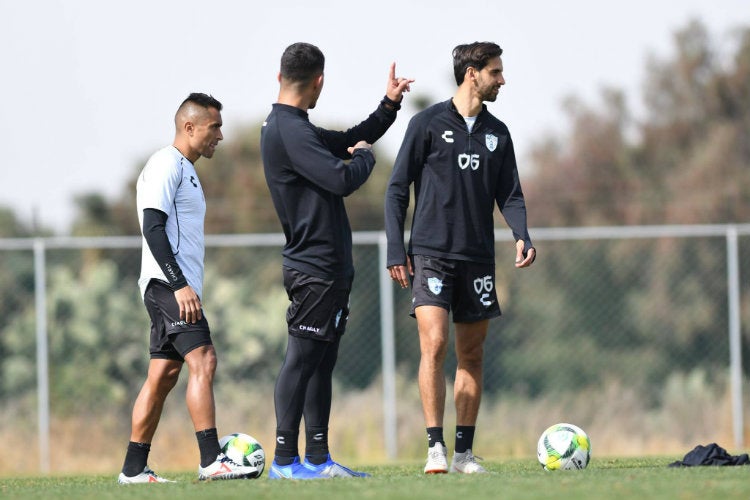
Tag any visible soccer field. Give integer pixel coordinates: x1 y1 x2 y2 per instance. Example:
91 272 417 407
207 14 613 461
1 458 748 500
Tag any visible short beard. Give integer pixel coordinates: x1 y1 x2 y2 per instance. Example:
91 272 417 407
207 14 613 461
479 85 498 102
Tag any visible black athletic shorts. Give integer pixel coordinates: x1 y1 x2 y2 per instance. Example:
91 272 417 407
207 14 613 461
142 279 213 361
282 266 352 342
410 255 502 323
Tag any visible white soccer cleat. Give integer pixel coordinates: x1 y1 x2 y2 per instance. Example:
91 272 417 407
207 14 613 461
198 453 256 480
117 466 175 484
424 442 449 474
450 449 488 474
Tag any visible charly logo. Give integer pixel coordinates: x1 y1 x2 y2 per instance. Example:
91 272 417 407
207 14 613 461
441 130 454 143
428 277 443 295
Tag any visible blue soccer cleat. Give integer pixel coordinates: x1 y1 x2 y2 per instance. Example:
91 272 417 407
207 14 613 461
302 454 371 478
268 456 326 480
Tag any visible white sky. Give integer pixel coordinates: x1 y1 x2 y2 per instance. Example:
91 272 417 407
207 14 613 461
1 0 748 233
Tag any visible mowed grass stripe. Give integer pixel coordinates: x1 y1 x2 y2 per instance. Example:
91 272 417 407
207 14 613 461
1 458 749 500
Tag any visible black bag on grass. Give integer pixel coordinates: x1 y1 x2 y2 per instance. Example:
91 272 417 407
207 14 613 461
669 443 749 467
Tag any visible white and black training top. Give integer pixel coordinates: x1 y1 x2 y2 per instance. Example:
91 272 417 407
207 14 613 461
136 146 206 299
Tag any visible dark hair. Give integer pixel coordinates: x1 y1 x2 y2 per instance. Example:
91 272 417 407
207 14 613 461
452 42 503 85
181 92 223 111
280 42 325 84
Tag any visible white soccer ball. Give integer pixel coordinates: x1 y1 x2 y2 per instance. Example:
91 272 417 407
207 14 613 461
537 423 591 470
219 432 265 478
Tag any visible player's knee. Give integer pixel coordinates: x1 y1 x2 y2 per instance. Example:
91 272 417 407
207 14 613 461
163 367 181 389
185 345 217 377
421 339 449 362
149 365 180 394
457 346 484 369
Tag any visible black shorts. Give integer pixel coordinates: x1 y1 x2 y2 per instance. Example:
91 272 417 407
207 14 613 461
282 267 351 342
410 255 502 323
143 279 213 361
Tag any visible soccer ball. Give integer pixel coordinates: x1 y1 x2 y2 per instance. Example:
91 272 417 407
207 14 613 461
219 432 265 478
537 423 591 470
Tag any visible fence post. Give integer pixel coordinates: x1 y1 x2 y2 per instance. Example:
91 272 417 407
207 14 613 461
33 238 50 473
378 232 398 459
726 225 744 449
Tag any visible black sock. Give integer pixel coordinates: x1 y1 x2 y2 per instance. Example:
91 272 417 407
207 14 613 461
122 441 150 477
274 429 299 466
455 426 476 453
426 427 445 448
196 428 222 468
305 426 329 465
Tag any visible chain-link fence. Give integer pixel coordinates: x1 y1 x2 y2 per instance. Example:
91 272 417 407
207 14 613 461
0 225 748 475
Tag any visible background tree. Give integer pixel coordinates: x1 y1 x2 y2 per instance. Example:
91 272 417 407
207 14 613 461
525 21 750 228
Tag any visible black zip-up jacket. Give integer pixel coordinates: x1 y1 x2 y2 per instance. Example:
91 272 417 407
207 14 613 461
385 99 533 267
261 99 398 279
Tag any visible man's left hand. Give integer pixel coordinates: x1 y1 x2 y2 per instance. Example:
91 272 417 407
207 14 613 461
515 240 536 268
386 62 415 102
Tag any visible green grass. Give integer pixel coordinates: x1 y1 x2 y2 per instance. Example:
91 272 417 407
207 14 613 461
2 458 749 500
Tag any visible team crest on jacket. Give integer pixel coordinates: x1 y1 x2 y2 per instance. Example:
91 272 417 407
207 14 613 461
485 134 498 152
428 277 443 295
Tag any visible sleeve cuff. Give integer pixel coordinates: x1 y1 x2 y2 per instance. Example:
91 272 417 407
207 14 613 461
380 95 402 111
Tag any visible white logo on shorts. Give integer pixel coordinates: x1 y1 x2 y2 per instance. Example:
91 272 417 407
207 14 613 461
428 277 443 295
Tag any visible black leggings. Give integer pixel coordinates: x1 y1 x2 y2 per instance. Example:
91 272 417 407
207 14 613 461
274 334 340 432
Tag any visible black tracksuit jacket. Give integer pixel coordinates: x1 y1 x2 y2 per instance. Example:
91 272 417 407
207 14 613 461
385 99 533 267
261 100 397 279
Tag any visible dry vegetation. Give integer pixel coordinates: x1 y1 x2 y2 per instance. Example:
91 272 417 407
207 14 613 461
1 373 747 476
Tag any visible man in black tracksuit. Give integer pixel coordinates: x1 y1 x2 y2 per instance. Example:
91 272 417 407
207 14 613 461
385 42 535 475
261 42 413 479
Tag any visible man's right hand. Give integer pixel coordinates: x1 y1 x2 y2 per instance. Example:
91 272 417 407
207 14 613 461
174 285 202 323
388 256 413 289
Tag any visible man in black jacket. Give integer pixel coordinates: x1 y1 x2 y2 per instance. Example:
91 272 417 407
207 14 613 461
261 42 413 479
385 41 535 474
